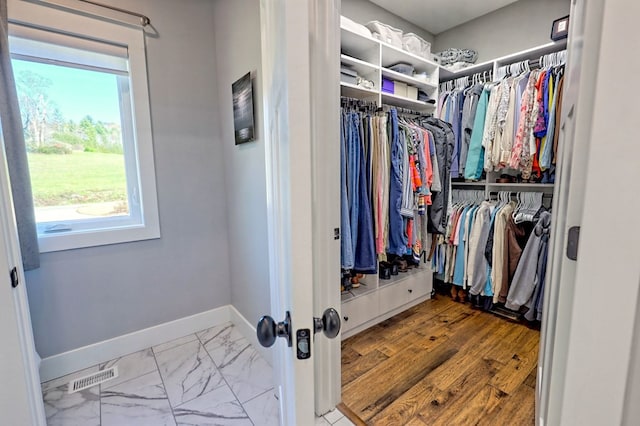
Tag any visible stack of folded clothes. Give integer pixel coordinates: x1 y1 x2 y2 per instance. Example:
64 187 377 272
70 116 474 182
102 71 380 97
435 48 479 71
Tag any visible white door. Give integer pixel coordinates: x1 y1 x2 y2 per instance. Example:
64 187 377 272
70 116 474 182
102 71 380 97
258 0 341 424
0 142 46 422
540 0 640 424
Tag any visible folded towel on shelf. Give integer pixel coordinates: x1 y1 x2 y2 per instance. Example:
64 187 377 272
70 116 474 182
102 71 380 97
435 48 478 66
417 89 436 104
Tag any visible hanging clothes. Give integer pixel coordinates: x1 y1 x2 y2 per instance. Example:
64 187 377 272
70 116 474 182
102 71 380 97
340 105 376 274
506 211 552 311
439 55 566 184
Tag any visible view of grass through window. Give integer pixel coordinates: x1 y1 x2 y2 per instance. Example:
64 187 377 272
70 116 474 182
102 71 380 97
12 59 129 223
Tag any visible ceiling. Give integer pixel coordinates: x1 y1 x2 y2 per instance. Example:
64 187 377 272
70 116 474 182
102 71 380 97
368 0 520 35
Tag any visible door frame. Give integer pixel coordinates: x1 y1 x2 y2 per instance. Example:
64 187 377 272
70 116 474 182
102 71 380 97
0 125 46 424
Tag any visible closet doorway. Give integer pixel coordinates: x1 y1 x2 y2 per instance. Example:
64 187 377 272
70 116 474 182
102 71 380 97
335 0 576 424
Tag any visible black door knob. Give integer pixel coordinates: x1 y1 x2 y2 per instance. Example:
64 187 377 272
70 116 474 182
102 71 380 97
257 316 277 347
256 311 292 348
314 308 341 339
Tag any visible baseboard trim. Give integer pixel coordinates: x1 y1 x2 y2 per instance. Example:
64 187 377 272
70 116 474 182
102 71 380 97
40 305 231 383
229 305 273 366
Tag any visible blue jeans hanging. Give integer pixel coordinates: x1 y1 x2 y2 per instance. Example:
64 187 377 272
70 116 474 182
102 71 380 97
388 109 407 256
353 113 377 274
340 111 354 269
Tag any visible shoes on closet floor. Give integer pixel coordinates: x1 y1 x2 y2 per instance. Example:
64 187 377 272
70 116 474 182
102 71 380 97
379 262 392 280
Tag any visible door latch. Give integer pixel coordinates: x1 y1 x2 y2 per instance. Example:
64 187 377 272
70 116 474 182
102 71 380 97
10 267 18 288
567 226 580 261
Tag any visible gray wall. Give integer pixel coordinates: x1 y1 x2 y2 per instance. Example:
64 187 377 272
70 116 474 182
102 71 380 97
341 0 434 44
23 0 231 358
212 0 271 330
433 0 570 62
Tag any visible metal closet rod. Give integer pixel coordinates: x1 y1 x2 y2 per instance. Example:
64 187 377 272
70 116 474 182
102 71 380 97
35 0 151 26
75 0 150 26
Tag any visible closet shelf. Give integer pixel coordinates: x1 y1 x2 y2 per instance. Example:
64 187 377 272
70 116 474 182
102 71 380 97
340 26 380 62
487 182 555 192
380 42 439 72
381 92 435 111
381 67 437 92
379 266 431 288
341 54 379 75
341 282 377 302
439 60 494 81
452 181 487 186
340 82 379 99
493 40 568 68
439 40 568 81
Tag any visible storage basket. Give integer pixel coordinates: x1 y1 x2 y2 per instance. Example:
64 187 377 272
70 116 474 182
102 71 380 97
340 16 372 38
366 21 403 48
406 86 418 100
402 33 431 59
394 81 408 98
382 78 394 94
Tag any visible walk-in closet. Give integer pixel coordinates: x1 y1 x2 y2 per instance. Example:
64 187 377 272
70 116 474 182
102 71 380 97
338 0 570 423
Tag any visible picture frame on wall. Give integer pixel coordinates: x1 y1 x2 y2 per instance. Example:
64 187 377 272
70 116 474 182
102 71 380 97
551 15 570 41
232 72 256 145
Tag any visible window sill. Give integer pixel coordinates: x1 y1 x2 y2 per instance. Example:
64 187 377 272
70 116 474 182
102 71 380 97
37 223 160 253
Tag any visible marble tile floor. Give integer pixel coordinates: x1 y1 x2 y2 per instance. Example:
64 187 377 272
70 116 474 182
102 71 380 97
41 322 353 426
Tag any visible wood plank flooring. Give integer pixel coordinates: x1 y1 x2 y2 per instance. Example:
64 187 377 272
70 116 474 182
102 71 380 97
341 295 539 426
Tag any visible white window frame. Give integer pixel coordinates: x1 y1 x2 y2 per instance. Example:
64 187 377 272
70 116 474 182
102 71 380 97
8 0 160 253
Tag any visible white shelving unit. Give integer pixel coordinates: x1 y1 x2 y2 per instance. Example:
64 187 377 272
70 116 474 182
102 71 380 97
339 24 437 339
340 25 439 113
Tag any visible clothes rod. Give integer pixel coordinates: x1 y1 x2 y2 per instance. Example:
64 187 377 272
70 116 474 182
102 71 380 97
78 0 150 26
34 0 150 27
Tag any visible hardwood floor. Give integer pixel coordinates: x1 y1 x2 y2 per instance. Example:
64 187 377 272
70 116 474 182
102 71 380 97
341 295 539 425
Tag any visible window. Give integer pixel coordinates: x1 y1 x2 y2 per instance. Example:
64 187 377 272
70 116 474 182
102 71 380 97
8 3 159 252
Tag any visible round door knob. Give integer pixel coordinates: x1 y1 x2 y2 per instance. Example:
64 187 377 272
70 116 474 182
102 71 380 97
256 316 277 347
322 308 341 339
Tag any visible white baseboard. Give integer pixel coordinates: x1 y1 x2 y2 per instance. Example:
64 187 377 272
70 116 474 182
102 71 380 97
229 305 273 367
40 305 231 383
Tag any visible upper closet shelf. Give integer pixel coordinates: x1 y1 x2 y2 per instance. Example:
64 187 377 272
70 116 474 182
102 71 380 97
341 27 380 64
439 60 494 81
380 42 439 72
493 40 568 67
341 54 379 77
439 40 568 81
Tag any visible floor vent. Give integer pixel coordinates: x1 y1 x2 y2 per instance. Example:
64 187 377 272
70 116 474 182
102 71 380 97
68 367 118 393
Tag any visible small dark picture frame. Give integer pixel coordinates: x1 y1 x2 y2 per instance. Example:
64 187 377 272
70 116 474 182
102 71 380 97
232 72 256 145
551 15 569 41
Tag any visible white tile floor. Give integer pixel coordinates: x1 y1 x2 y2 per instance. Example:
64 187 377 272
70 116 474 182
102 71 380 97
41 322 354 426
